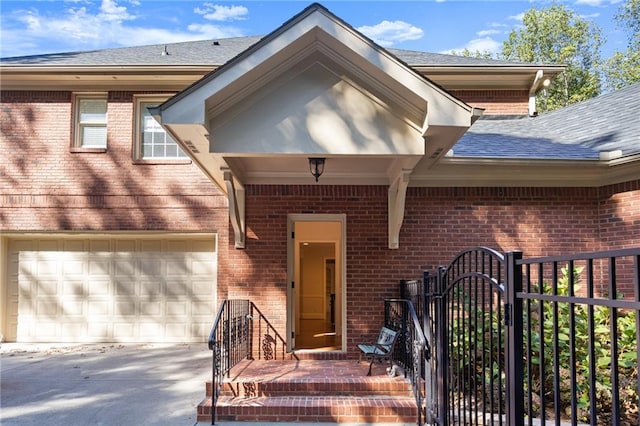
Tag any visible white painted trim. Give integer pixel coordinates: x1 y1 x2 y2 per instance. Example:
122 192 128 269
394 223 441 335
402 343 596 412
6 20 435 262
223 170 246 249
0 236 7 342
388 170 411 249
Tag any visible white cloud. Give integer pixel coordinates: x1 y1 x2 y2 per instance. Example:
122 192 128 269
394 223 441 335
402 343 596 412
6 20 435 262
1 0 246 57
477 29 501 37
508 12 525 22
575 0 606 6
99 0 134 22
194 3 248 21
444 37 502 55
357 20 424 47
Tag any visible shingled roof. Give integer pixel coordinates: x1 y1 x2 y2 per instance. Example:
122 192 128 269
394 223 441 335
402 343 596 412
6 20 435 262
0 35 539 68
454 82 640 160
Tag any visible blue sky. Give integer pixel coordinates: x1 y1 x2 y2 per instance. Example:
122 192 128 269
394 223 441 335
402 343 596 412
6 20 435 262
0 0 629 59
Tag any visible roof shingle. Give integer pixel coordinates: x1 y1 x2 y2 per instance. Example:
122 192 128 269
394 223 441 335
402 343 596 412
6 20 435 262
454 82 640 160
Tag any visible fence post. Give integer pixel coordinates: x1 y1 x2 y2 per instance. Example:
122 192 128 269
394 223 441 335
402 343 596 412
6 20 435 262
505 251 524 426
422 270 429 350
436 265 448 426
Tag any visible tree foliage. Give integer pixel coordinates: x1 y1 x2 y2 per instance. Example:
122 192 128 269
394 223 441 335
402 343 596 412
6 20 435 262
450 48 494 60
604 0 640 90
501 4 603 112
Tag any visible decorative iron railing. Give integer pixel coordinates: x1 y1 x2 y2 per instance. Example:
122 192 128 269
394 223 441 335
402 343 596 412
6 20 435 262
385 298 429 426
207 299 294 425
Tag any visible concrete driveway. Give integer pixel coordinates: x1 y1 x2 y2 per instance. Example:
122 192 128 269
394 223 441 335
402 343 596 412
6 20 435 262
0 343 211 426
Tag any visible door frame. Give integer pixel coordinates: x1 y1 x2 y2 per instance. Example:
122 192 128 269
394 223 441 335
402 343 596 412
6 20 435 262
287 214 346 352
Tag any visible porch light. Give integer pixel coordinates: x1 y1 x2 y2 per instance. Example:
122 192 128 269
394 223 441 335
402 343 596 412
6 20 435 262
308 158 325 182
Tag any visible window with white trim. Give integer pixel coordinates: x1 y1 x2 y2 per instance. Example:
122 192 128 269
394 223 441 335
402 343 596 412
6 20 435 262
74 95 107 148
134 96 187 160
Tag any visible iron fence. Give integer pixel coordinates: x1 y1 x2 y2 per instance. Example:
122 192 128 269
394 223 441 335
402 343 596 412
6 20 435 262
408 246 640 426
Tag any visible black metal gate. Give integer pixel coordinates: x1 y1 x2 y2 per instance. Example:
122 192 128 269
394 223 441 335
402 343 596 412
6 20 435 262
414 246 640 426
423 247 508 425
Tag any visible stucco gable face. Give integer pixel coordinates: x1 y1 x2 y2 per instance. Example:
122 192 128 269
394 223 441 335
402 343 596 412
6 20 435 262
209 61 426 156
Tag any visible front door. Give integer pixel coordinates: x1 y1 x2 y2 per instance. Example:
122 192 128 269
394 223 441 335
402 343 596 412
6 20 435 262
287 214 346 352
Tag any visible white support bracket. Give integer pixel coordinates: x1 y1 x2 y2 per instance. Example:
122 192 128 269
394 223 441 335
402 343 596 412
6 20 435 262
223 169 246 249
388 170 411 250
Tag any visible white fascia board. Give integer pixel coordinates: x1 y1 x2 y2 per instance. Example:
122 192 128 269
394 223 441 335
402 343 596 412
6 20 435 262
410 157 640 187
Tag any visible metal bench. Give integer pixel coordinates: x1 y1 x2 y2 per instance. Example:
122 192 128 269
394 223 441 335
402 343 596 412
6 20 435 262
357 326 399 376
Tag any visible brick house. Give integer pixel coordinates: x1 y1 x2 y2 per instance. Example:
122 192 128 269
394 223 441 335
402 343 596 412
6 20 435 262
1 3 638 356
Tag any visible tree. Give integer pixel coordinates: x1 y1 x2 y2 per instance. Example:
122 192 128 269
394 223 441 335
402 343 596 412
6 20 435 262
604 0 640 90
501 4 603 112
450 48 494 60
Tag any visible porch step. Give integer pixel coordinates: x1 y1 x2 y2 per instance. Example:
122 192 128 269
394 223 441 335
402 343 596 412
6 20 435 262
198 395 418 423
197 359 418 423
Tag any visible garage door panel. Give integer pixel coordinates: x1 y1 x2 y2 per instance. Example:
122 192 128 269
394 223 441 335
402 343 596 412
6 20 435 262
61 299 84 316
87 323 110 340
191 257 216 275
166 280 189 296
14 237 216 343
192 297 214 315
113 323 135 340
88 256 112 276
115 279 137 296
115 300 137 316
192 281 213 295
35 298 59 316
87 299 110 317
166 299 189 316
165 323 188 339
62 279 85 296
139 322 162 339
140 281 163 296
141 300 162 316
139 259 163 278
63 258 85 275
35 279 58 296
88 280 111 296
61 322 87 339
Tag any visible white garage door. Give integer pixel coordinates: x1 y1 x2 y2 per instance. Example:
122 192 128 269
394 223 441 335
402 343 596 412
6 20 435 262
8 237 216 343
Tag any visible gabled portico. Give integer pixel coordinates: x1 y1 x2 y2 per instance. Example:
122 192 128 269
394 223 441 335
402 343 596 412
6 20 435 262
153 3 481 249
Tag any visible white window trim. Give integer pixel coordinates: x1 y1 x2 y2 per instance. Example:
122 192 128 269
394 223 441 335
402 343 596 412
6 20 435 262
133 94 189 163
72 93 108 151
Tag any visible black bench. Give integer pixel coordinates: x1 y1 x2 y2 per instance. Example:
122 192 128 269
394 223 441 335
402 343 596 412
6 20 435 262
357 326 398 376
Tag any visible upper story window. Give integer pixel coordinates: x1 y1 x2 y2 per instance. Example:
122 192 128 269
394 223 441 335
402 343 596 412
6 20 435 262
134 95 187 161
73 94 107 149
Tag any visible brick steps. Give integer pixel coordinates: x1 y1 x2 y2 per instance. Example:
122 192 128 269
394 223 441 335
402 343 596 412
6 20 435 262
198 395 418 423
208 377 412 398
196 359 418 423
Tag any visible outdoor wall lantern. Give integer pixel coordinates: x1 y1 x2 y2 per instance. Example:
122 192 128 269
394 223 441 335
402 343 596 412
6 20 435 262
308 157 325 182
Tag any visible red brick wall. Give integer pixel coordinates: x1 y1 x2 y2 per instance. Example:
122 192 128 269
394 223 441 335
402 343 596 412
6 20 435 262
451 90 529 115
226 184 616 358
0 90 228 232
598 180 640 249
1 90 232 295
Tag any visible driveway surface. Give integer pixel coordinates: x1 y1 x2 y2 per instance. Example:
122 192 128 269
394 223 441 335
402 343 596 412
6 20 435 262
1 343 211 426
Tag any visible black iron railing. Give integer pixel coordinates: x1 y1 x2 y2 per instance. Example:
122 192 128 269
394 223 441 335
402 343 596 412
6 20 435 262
385 298 429 426
417 246 640 426
207 299 294 425
512 248 640 426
